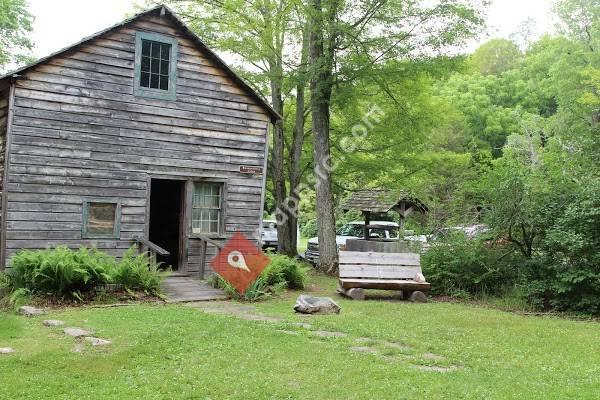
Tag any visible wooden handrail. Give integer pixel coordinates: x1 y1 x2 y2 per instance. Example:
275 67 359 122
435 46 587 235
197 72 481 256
194 234 225 249
133 236 170 256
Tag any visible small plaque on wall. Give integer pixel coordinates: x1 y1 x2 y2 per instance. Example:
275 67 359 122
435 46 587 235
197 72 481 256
239 166 263 174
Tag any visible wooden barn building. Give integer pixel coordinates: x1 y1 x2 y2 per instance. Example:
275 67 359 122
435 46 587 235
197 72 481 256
0 5 277 276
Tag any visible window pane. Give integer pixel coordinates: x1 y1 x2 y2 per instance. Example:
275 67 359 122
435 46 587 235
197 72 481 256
87 202 116 235
151 42 160 58
160 60 169 75
141 56 150 72
150 74 159 89
140 72 150 88
142 40 151 56
192 182 223 233
159 75 169 90
161 43 171 61
151 58 160 74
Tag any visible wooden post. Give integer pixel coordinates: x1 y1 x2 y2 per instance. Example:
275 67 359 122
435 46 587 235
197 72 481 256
363 211 370 241
398 202 405 233
199 239 208 279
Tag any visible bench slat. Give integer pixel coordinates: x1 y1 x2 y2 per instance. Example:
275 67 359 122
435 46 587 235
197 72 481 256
339 251 420 266
339 264 421 279
339 278 430 291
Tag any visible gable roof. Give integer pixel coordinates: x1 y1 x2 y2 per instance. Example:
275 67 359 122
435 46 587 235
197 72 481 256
342 189 428 214
0 4 280 122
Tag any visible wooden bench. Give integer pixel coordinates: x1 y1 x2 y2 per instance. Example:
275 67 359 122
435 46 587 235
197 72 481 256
338 251 430 302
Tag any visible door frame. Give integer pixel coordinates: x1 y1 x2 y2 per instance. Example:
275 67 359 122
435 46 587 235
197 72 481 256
146 177 188 271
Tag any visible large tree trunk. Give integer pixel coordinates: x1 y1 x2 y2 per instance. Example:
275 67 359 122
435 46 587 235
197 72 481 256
308 0 338 274
270 73 295 256
286 25 310 254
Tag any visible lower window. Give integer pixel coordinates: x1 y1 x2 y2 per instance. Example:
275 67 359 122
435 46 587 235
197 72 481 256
192 182 223 234
82 199 121 239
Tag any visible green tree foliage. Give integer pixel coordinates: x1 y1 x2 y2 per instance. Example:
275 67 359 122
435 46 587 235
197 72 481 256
468 38 522 75
0 0 34 71
419 0 600 314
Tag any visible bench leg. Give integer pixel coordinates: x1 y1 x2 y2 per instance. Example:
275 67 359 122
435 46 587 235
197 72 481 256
409 291 427 303
340 288 365 300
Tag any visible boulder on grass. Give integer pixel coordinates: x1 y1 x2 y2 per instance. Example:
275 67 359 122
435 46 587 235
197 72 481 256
294 295 341 315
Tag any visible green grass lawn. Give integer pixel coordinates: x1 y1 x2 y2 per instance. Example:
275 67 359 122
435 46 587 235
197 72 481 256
1 274 599 399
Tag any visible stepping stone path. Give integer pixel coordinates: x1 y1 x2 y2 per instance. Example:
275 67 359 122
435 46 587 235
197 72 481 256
19 306 45 316
186 301 282 323
85 337 112 346
188 299 458 371
63 327 93 338
43 320 64 327
0 347 16 354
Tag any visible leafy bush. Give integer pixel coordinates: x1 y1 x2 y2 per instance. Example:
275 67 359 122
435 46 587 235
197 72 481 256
209 274 286 302
523 180 600 314
6 246 164 299
110 247 163 294
263 254 308 290
422 233 520 297
208 254 308 301
7 247 113 297
300 219 318 238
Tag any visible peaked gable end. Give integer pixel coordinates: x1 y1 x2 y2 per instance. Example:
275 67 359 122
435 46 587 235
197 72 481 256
0 5 279 122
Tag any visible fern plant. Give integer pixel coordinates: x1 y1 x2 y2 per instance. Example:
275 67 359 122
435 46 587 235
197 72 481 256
6 246 165 299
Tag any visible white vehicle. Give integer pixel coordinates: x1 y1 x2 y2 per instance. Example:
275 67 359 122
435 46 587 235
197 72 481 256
261 220 278 249
305 221 399 264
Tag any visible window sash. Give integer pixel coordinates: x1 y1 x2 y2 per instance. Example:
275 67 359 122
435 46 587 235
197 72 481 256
134 32 178 101
82 198 121 239
139 39 171 90
192 183 222 234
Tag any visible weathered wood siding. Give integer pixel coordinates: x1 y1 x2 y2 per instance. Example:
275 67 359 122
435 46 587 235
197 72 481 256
0 89 9 243
3 14 269 274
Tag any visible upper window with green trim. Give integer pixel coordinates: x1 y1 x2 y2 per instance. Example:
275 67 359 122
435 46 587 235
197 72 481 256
134 32 178 100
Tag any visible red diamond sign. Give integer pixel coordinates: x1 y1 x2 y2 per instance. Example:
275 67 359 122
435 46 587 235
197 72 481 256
210 232 270 294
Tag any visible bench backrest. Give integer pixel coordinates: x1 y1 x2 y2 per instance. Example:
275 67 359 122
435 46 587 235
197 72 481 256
339 251 421 280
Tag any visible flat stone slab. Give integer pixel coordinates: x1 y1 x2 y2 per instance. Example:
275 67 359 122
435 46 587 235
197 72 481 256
414 365 458 373
19 306 45 316
292 322 312 329
0 347 16 354
381 340 411 351
85 337 112 346
312 330 347 338
422 352 445 361
350 346 377 353
238 314 282 323
43 320 65 327
63 327 93 337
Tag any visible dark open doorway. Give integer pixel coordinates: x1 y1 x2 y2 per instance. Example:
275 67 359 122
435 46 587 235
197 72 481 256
149 179 184 270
